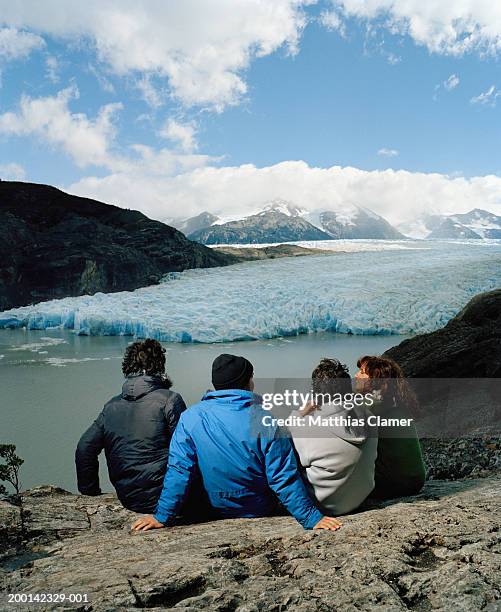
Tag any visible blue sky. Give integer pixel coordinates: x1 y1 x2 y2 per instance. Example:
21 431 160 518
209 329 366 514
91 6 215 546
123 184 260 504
211 19 501 177
1 1 501 227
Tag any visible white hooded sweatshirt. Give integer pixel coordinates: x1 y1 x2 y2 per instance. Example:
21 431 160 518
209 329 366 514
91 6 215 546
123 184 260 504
288 402 377 515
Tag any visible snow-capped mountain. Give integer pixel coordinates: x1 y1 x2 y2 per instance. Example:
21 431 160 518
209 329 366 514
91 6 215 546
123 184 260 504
182 199 404 245
260 199 308 217
448 209 501 239
188 200 331 245
398 208 501 240
427 218 482 240
305 206 404 240
171 211 220 236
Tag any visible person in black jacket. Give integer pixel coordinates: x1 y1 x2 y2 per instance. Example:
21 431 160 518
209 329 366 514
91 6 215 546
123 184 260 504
75 339 186 513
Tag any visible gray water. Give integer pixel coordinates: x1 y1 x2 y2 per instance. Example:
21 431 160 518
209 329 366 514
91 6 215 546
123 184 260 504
0 328 406 493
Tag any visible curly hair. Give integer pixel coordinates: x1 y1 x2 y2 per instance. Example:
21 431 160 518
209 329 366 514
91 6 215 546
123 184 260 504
122 339 171 386
356 355 418 414
311 357 352 402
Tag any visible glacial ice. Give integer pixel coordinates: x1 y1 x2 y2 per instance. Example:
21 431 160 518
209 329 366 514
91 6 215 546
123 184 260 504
1 241 500 343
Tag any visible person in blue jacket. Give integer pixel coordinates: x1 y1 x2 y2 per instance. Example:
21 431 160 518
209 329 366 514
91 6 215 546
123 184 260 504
132 354 341 532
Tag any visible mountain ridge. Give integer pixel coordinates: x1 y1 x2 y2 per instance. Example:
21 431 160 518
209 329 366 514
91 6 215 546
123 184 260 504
398 208 501 240
182 199 405 244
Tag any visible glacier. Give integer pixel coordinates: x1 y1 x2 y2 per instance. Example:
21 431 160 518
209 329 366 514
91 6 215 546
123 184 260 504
1 241 500 343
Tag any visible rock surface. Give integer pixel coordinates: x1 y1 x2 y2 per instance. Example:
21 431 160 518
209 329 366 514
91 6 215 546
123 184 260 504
0 181 236 310
384 288 501 378
421 437 500 481
215 244 335 261
0 478 500 610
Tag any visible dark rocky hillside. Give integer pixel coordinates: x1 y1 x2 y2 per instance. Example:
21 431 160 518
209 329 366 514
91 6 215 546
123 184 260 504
385 288 501 378
0 181 236 310
385 289 501 482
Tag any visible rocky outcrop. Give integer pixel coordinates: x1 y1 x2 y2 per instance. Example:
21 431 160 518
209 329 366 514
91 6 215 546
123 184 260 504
0 477 500 610
384 288 501 378
215 244 335 261
0 181 236 310
384 289 501 491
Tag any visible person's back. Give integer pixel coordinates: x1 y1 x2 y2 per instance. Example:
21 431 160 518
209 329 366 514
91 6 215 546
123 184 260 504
355 355 426 499
75 339 186 513
289 358 377 515
132 354 342 532
291 404 378 515
166 388 308 518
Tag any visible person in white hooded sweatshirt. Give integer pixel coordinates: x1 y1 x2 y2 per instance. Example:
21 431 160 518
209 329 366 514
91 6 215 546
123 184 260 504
288 358 378 516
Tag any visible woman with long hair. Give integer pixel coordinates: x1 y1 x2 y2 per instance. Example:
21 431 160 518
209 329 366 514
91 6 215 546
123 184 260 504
355 355 426 499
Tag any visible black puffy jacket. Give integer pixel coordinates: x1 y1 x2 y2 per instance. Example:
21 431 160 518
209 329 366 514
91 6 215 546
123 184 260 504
75 375 186 513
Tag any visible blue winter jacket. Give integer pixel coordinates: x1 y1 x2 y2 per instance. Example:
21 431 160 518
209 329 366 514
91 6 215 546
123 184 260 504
154 389 323 530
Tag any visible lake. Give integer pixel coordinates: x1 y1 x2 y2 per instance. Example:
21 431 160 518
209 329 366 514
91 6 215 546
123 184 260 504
0 329 405 492
1 239 501 493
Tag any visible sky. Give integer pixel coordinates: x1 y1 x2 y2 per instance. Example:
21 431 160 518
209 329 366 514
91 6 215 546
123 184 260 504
1 0 501 228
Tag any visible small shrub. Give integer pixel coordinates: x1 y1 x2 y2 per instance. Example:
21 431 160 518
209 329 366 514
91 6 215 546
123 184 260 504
0 444 24 496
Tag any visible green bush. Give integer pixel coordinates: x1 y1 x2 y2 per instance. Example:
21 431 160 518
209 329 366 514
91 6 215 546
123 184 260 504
0 444 24 496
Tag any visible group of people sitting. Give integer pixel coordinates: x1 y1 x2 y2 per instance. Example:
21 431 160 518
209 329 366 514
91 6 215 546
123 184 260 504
75 339 426 532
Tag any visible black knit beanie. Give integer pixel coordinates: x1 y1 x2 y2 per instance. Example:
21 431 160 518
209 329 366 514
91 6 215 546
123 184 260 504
212 354 254 390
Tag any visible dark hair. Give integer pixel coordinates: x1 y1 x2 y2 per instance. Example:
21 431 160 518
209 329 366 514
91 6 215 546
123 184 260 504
356 355 418 414
311 358 352 402
122 339 171 386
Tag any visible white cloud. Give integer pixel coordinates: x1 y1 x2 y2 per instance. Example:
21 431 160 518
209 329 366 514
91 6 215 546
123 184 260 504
330 1 501 56
0 87 215 189
66 160 501 230
433 73 460 100
470 85 501 107
0 86 122 168
126 144 213 177
0 27 44 61
45 55 59 82
136 75 164 109
386 53 401 65
444 74 459 90
0 162 26 180
159 119 198 152
0 0 311 111
319 10 346 36
378 147 399 157
87 63 115 93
